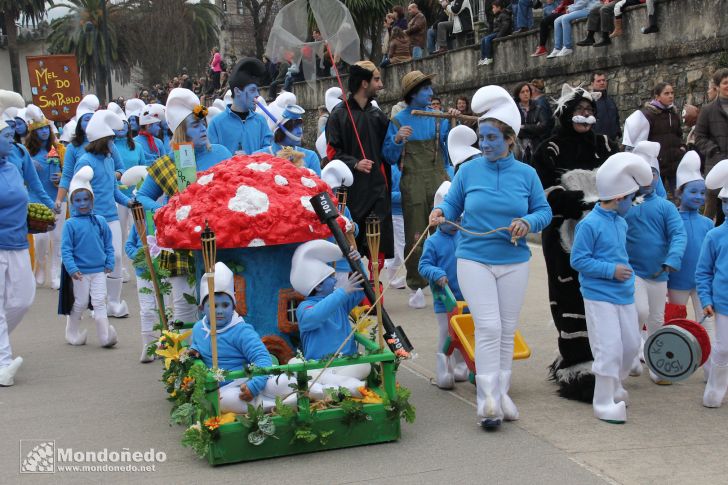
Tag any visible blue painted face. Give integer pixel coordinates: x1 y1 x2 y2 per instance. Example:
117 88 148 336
71 189 93 214
722 198 728 218
201 294 235 327
79 113 93 132
160 120 169 133
281 123 303 146
679 179 706 211
14 117 27 137
114 121 129 138
479 122 509 161
129 116 140 132
4 119 16 130
185 115 208 149
315 274 337 297
233 83 259 112
36 125 51 142
0 126 15 158
145 122 161 137
411 85 433 109
616 192 636 216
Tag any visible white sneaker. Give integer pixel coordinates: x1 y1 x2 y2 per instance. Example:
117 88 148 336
51 278 61 290
389 273 406 289
408 288 426 309
477 59 487 66
122 267 131 283
557 47 573 56
483 58 493 65
629 358 643 377
546 48 561 58
35 267 45 286
0 357 23 386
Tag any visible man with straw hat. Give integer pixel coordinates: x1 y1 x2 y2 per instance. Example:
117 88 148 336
384 70 456 309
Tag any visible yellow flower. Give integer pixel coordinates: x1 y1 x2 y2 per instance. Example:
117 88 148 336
352 387 383 404
204 412 236 430
155 330 192 369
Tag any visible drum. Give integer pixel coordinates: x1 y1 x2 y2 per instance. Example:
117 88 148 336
644 318 711 382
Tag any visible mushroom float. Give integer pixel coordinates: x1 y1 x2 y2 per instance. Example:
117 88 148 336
155 153 345 362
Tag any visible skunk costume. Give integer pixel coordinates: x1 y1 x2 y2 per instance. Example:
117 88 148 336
533 84 618 402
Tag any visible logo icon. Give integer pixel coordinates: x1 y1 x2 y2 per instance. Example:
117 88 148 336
20 440 55 474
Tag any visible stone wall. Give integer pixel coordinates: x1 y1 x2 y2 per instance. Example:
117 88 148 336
289 0 728 147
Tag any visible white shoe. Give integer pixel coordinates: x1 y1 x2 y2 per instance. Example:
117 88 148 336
475 372 502 429
593 375 626 423
51 278 60 290
453 358 469 382
408 288 426 309
546 48 561 58
0 357 23 386
35 267 45 286
100 324 118 348
122 267 131 283
106 277 129 318
557 47 573 56
65 314 88 346
649 369 672 385
483 58 493 65
614 381 630 406
629 358 643 377
499 370 519 421
435 353 454 389
107 300 129 318
703 365 728 408
389 272 406 289
140 332 157 363
477 58 487 66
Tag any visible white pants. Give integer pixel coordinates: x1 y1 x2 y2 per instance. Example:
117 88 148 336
667 288 704 321
457 259 529 374
33 202 66 283
73 272 108 319
635 276 667 337
0 250 35 366
117 204 131 271
136 276 157 333
710 313 728 367
385 214 405 273
584 299 641 380
169 275 198 323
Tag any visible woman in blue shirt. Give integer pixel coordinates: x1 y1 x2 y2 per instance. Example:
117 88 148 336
430 86 552 430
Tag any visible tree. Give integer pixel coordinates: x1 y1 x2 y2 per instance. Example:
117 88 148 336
341 0 395 63
47 0 134 95
242 0 279 60
0 0 51 95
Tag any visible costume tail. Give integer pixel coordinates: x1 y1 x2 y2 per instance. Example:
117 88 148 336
548 356 595 403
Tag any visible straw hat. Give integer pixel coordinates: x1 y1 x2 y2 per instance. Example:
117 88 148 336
401 70 435 98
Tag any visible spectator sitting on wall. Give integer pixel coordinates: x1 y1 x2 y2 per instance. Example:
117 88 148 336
590 71 621 142
393 5 408 30
531 0 573 57
547 0 600 58
268 51 293 99
427 2 452 55
434 0 473 54
406 2 428 59
387 27 413 65
381 13 396 67
513 0 535 33
478 0 512 66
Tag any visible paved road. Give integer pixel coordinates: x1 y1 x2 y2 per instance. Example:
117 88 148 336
2 244 726 484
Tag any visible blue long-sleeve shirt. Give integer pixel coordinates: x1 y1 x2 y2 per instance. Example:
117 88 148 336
124 225 145 277
571 204 635 305
696 223 728 315
135 144 232 212
253 143 321 175
437 153 552 265
207 107 272 155
61 210 114 275
382 106 453 177
7 144 54 208
133 134 166 165
190 317 272 396
625 192 687 281
668 211 714 290
28 146 60 202
74 152 130 222
418 229 463 313
391 163 402 216
59 140 124 190
0 159 29 250
296 287 365 360
114 139 146 198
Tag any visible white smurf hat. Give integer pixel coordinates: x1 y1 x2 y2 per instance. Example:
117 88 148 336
315 132 327 159
0 89 25 115
325 87 343 113
59 119 77 143
676 151 704 189
632 140 661 173
199 261 236 305
120 165 148 188
705 159 728 199
125 98 145 119
213 99 226 112
622 110 650 148
166 88 202 132
596 152 654 200
139 103 165 126
206 106 222 125
25 104 50 131
107 102 127 122
76 94 100 118
321 159 353 189
471 85 521 136
68 166 94 199
448 125 480 168
86 110 124 142
434 181 451 207
224 90 233 106
290 240 342 296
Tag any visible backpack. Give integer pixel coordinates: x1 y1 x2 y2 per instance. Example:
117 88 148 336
220 59 227 71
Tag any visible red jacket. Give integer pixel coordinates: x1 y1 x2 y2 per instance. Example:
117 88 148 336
554 0 574 14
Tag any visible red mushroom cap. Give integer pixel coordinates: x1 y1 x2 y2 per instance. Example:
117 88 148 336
155 153 345 249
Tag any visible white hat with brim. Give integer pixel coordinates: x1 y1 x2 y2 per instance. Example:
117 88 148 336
166 88 201 133
632 140 661 173
107 102 127 122
124 98 145 119
76 94 100 118
448 125 481 167
325 87 343 113
434 181 451 207
86 110 124 142
596 152 654 200
68 166 94 199
139 104 165 126
471 85 522 136
623 110 650 148
705 159 728 199
290 240 342 296
676 150 704 189
321 159 353 189
199 261 236 305
59 119 77 143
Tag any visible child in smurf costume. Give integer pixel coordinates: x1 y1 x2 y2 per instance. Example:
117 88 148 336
418 180 469 389
697 159 728 408
571 152 654 424
625 141 687 384
61 166 118 348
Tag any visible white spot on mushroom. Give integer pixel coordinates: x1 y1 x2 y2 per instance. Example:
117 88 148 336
176 205 192 221
300 196 315 212
307 168 317 175
274 175 288 186
301 176 317 188
308 224 314 232
197 173 214 185
247 162 272 172
194 226 202 233
228 185 270 216
248 238 266 247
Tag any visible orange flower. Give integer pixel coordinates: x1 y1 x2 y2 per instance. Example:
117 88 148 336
181 376 194 391
204 412 236 430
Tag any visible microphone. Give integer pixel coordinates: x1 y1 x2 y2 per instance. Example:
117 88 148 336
310 191 413 355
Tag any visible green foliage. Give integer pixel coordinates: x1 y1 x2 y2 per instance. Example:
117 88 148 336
242 404 278 446
181 424 212 459
384 386 416 424
183 292 197 305
340 399 371 426
273 396 297 420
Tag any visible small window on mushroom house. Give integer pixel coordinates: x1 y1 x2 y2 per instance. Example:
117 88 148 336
277 288 306 335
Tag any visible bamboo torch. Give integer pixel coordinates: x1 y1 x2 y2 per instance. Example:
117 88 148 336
335 186 357 251
200 221 219 371
366 215 384 351
130 201 168 331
